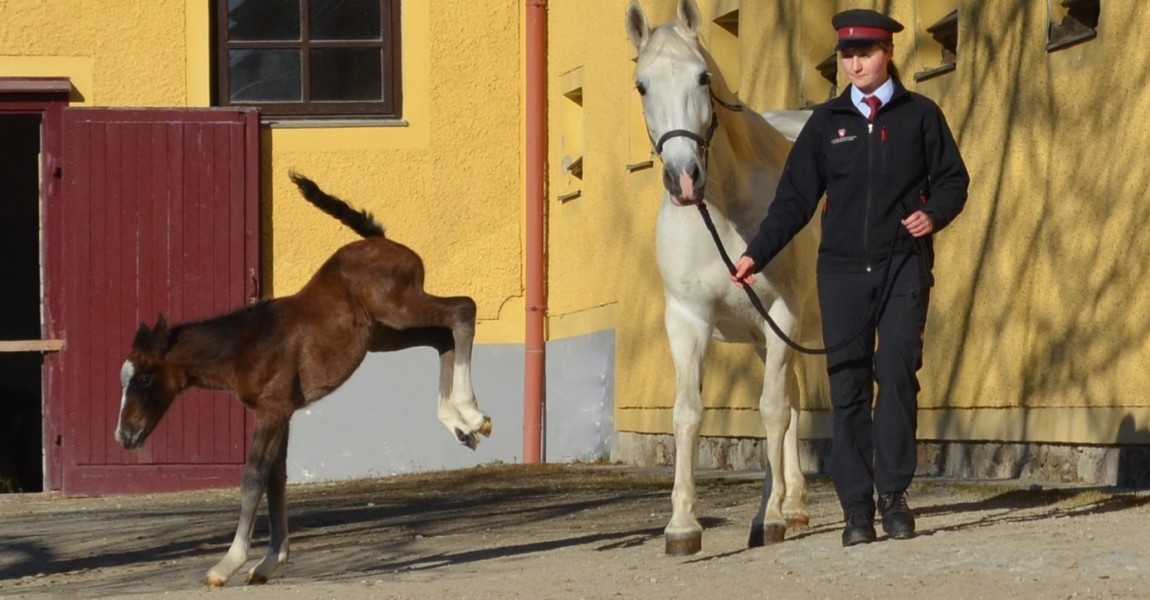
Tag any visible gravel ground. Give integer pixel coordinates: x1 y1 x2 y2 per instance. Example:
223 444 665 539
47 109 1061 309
1 464 1147 599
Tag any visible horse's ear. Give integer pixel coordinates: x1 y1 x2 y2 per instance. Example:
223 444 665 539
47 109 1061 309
625 0 650 51
677 0 702 34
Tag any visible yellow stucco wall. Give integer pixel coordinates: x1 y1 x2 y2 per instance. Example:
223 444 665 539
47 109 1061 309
560 0 1150 445
6 0 1149 447
1 0 527 343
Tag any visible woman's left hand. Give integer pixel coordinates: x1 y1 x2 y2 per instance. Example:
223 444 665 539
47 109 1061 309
902 210 934 238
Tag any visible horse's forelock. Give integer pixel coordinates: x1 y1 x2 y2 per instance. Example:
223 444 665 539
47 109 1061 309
637 25 705 72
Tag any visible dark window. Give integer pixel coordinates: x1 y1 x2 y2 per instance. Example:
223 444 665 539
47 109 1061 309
215 0 401 120
1047 0 1100 52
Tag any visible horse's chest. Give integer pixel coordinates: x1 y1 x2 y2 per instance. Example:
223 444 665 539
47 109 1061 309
655 206 747 299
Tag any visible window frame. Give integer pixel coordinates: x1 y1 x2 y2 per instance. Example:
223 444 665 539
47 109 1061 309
213 0 402 120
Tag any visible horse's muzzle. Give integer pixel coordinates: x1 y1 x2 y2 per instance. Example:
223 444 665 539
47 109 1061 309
663 162 705 205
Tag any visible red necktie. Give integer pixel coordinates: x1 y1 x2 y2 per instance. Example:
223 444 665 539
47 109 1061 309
864 95 882 123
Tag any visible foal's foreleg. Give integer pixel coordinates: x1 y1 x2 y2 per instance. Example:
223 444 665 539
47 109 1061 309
247 426 290 584
205 414 290 587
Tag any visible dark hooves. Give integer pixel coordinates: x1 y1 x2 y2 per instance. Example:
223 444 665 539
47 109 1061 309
747 523 787 548
454 427 479 450
665 531 702 556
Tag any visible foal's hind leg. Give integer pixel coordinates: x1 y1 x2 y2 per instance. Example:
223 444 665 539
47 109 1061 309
370 295 491 448
427 295 491 448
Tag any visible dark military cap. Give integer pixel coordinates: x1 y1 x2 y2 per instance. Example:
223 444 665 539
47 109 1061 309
832 9 904 50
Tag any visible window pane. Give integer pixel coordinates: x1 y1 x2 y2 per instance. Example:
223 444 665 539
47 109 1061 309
309 0 381 41
228 49 302 102
309 48 382 101
228 0 300 41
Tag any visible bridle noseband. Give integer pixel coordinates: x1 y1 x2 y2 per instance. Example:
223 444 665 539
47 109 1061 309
650 84 743 164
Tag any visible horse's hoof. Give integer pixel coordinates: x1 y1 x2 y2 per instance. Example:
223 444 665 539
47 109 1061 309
747 523 787 548
665 531 702 556
246 573 269 585
786 514 810 530
479 417 493 437
204 575 227 588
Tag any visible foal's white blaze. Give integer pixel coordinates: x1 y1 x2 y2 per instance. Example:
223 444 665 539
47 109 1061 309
114 360 134 444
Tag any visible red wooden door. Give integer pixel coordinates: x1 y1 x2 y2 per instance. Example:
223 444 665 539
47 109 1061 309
44 108 260 496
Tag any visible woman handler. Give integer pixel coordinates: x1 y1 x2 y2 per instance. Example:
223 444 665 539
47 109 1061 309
731 9 969 547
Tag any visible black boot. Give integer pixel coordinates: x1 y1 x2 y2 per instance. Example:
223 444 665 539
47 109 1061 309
878 491 915 539
841 514 877 547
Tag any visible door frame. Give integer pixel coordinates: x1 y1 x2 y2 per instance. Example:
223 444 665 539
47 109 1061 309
0 78 70 492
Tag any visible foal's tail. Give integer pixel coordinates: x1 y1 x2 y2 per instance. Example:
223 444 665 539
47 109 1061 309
289 172 386 239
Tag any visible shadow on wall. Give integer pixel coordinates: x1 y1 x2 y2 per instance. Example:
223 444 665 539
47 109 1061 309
1116 414 1150 489
893 3 1150 454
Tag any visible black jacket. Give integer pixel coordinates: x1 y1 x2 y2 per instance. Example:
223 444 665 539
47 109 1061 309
744 79 969 274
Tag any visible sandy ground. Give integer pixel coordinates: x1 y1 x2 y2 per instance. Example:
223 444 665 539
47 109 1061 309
1 464 1147 599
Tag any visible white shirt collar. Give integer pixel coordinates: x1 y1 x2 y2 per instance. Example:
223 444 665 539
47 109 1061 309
851 77 895 119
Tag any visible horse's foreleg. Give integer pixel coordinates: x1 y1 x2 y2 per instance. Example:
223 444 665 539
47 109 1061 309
664 302 711 556
205 414 289 587
247 425 291 585
748 309 807 547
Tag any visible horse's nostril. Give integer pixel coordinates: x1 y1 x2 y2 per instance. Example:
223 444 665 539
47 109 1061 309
690 163 702 181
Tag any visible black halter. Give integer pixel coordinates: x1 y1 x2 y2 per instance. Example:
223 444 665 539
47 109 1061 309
650 85 743 161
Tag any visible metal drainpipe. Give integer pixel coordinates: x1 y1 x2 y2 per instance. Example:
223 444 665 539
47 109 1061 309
523 0 547 464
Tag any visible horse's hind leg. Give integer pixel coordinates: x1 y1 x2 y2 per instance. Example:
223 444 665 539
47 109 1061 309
247 426 290 584
205 413 290 587
663 301 712 556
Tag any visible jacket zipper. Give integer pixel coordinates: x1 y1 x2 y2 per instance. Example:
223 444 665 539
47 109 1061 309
865 121 874 272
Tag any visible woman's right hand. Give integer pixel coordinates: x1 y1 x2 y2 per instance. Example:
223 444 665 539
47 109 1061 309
730 255 758 287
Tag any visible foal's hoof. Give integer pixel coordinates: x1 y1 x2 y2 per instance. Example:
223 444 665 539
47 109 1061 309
246 573 269 585
746 523 787 548
204 575 227 588
479 417 493 437
455 428 480 450
665 531 702 556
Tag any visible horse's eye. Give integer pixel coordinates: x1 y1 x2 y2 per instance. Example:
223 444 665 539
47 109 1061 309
636 81 647 96
136 374 153 388
698 72 711 87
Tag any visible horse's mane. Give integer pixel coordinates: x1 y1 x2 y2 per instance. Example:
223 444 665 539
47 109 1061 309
643 23 791 175
698 49 791 175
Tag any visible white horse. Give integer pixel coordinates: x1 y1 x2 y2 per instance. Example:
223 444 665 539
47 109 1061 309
625 0 818 555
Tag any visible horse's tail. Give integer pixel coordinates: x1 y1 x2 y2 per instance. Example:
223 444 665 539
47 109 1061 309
289 172 386 239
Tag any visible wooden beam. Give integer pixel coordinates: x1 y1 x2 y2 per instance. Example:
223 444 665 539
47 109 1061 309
0 339 66 352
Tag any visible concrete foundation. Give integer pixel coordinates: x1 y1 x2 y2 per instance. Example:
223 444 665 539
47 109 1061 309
613 432 1150 488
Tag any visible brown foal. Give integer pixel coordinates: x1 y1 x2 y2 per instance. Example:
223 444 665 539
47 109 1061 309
115 173 491 586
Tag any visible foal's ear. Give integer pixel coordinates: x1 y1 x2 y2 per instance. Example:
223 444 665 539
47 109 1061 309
625 0 650 51
677 0 702 34
138 313 172 354
132 321 152 349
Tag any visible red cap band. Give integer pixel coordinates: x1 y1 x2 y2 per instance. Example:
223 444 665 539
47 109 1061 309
837 26 893 41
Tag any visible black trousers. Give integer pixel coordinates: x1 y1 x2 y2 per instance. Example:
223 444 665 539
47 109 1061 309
817 253 930 520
